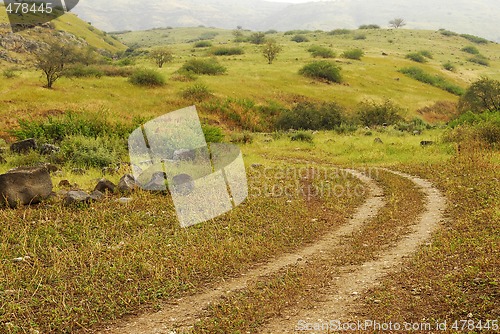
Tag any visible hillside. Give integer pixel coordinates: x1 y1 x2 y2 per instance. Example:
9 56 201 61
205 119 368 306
0 3 127 63
72 0 500 42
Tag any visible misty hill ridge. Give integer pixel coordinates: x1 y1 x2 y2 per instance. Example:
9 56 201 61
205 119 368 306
72 0 500 42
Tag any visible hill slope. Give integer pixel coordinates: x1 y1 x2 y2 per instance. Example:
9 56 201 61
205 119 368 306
0 4 127 64
72 0 500 42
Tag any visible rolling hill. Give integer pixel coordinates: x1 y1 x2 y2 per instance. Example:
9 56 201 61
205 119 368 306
72 0 500 42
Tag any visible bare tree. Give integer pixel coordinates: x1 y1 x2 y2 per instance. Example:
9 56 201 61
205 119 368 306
262 40 283 64
389 18 406 29
150 47 174 68
34 40 78 88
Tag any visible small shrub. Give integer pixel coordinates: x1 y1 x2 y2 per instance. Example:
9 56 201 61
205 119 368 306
406 52 427 63
276 102 345 130
209 47 244 56
442 61 456 71
2 67 19 79
202 125 224 143
180 58 227 75
291 131 313 142
98 65 134 77
468 55 490 66
399 67 464 95
342 49 364 60
299 61 342 83
248 32 266 45
353 34 367 40
359 24 380 29
194 41 213 48
284 30 312 35
418 50 433 59
458 77 500 113
181 83 213 102
129 68 165 87
440 29 458 37
64 65 104 78
60 135 126 168
460 34 489 44
308 45 335 58
328 29 352 35
291 35 309 43
356 99 404 127
265 29 278 34
171 70 197 82
461 45 480 55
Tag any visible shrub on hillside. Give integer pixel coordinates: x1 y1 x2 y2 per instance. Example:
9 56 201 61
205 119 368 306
468 55 490 66
461 45 480 55
308 45 336 58
356 100 404 127
444 112 500 147
60 135 126 168
405 52 427 63
342 49 364 60
359 24 380 29
181 83 213 102
180 58 227 75
328 29 352 35
129 69 165 87
209 46 244 56
291 35 309 43
458 77 500 113
202 125 224 143
194 41 213 48
442 61 456 71
2 67 19 79
399 67 464 95
353 34 367 40
299 61 342 83
291 131 313 142
276 102 345 130
439 29 458 37
64 65 104 78
460 34 489 44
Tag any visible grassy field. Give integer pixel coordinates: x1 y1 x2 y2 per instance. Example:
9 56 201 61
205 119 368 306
0 15 499 334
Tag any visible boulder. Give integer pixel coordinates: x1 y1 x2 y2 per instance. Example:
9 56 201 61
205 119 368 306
94 179 116 193
10 138 37 154
143 171 167 191
173 148 196 161
171 173 194 196
63 190 91 206
118 174 137 193
39 144 60 155
0 166 53 207
89 190 104 202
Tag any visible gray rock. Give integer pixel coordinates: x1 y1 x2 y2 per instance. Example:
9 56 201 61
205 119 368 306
58 180 71 188
94 179 116 193
89 190 104 202
374 137 384 144
39 144 60 155
142 171 167 191
10 138 37 154
173 148 195 161
118 174 137 193
63 190 91 206
171 173 194 196
0 166 53 207
42 163 59 173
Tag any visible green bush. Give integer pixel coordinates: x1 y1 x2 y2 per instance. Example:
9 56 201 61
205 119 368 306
359 24 380 29
291 35 309 43
11 111 135 142
468 55 490 66
405 52 427 63
308 45 335 58
299 61 342 83
442 61 456 71
265 29 278 34
353 34 367 40
202 125 224 143
2 67 19 79
460 34 489 44
461 45 480 55
248 32 266 45
284 30 312 35
181 83 213 102
98 65 134 77
439 29 458 37
60 135 126 168
418 50 433 59
399 67 464 95
129 68 166 87
356 100 404 127
276 102 345 130
180 58 227 75
328 29 352 35
458 77 500 113
209 47 244 56
395 117 431 133
64 65 104 78
291 131 313 142
444 112 500 147
342 49 364 60
194 41 213 48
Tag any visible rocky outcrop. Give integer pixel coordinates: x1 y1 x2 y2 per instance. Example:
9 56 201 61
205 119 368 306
10 138 37 154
